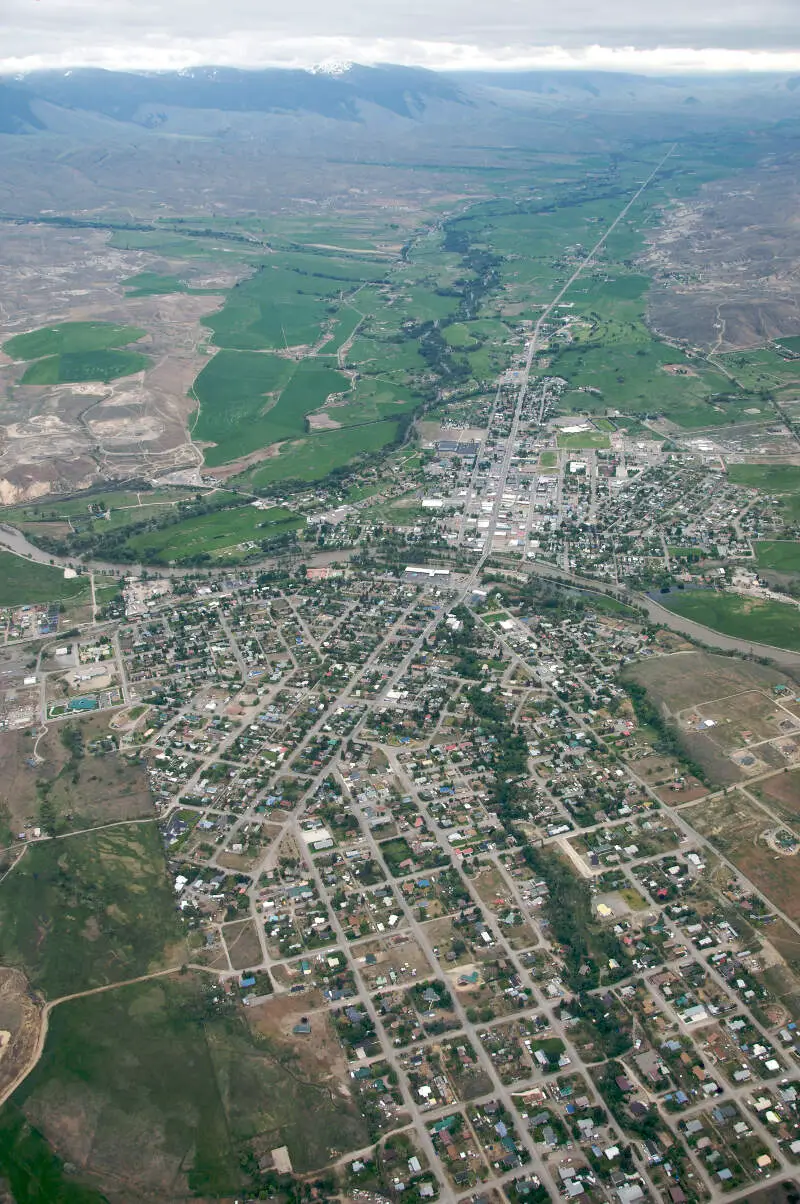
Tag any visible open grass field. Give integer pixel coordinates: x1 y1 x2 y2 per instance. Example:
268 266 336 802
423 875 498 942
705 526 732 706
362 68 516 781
0 824 183 999
719 347 800 396
3 322 146 361
658 589 800 651
728 464 800 493
754 769 800 823
20 349 150 385
123 503 303 564
0 553 89 608
755 541 800 573
0 1108 107 1203
3 976 372 1199
242 418 402 486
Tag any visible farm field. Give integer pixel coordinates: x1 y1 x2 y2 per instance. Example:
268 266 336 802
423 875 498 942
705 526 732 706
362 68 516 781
0 553 89 608
192 354 350 466
658 589 800 651
20 348 150 385
3 322 146 360
728 464 800 493
0 823 183 999
122 271 221 297
727 463 800 521
719 347 800 396
755 541 800 573
240 419 402 486
4 321 151 385
122 503 303 564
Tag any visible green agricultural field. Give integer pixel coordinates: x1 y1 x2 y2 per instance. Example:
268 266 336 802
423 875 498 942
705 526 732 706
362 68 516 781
659 590 800 651
20 349 150 385
549 334 742 427
557 431 611 450
123 504 302 564
333 377 419 427
192 352 350 466
3 322 146 361
0 824 183 999
755 541 800 573
443 322 481 349
719 347 800 395
202 264 345 351
122 271 220 297
0 553 89 608
242 419 402 486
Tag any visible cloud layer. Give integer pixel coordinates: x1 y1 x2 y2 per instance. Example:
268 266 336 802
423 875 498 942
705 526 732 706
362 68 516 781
3 0 800 75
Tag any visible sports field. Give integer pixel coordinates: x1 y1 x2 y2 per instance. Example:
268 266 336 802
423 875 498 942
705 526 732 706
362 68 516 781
557 431 611 450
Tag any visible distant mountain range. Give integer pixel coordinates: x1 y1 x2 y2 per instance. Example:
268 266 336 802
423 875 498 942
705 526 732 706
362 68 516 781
1 63 800 138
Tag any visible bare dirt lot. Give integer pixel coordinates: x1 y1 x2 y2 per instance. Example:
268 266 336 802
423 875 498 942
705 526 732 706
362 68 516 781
221 918 263 972
685 791 800 921
754 768 800 822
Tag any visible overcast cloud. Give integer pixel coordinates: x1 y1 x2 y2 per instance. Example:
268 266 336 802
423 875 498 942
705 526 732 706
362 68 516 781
2 0 800 74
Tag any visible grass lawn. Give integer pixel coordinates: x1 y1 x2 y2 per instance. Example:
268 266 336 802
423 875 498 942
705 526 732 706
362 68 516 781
0 824 182 998
123 504 302 564
3 322 145 360
659 589 800 651
755 541 800 573
0 553 89 608
557 431 611 450
539 451 557 468
20 349 150 385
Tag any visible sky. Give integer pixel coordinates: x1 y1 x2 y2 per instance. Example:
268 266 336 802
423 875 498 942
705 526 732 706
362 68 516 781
3 0 800 75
